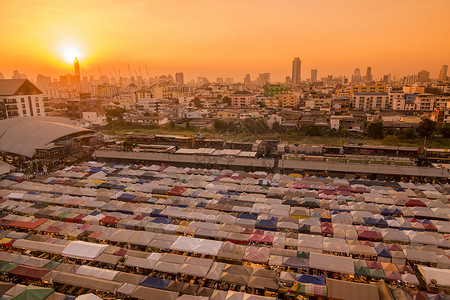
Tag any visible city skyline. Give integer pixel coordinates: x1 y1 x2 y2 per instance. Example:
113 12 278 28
1 0 450 81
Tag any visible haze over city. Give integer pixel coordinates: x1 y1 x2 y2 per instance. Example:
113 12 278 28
1 0 450 81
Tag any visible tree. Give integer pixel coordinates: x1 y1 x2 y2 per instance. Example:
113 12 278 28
105 107 125 119
191 98 203 108
439 123 450 139
169 121 176 129
185 120 191 130
221 96 231 106
366 122 384 139
382 135 398 146
399 128 416 140
143 112 151 116
213 119 228 133
416 118 436 138
299 124 322 136
271 121 281 133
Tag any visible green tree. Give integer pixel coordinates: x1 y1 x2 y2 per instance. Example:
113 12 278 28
366 122 384 139
192 97 203 108
382 135 398 146
399 128 416 140
271 121 281 133
213 119 228 133
143 112 151 116
416 118 436 138
185 120 191 130
221 96 231 106
299 124 322 136
105 107 125 119
169 121 176 129
439 123 450 139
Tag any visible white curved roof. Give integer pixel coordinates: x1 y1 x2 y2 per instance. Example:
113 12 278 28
0 117 94 158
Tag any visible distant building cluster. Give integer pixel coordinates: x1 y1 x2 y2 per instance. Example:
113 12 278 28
0 59 449 132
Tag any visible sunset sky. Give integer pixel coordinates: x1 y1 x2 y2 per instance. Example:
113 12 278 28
1 0 449 82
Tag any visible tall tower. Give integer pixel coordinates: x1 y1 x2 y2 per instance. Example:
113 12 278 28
292 58 301 85
74 57 80 82
439 65 448 81
365 67 373 82
352 68 361 84
175 72 184 86
311 69 318 82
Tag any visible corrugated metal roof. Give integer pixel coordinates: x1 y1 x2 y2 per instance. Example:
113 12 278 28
0 117 94 157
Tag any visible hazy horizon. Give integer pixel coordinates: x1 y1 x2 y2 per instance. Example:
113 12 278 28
1 0 449 82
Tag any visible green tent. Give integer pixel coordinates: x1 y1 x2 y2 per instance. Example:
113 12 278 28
11 286 54 300
0 262 18 273
355 266 370 277
43 261 61 270
297 251 310 259
369 268 385 279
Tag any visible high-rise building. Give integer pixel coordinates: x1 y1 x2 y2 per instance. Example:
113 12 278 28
311 69 318 82
365 67 373 82
175 72 184 86
439 65 448 81
292 58 301 85
352 68 361 84
418 70 430 82
258 73 270 84
74 57 80 83
244 74 251 85
216 78 224 84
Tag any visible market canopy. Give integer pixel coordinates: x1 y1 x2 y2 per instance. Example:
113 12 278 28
309 253 354 275
62 241 108 260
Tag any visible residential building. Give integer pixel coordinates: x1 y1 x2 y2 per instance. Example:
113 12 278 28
352 93 389 110
217 110 239 119
275 92 299 108
0 79 49 119
81 111 107 126
230 91 255 108
67 98 103 119
389 91 405 110
96 84 118 98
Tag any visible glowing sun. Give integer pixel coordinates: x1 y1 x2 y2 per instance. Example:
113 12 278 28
61 46 82 63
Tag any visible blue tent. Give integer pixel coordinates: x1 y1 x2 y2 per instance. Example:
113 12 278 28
364 217 377 226
237 213 257 220
111 185 126 190
375 218 388 227
152 217 171 224
375 244 392 258
150 209 163 217
256 219 277 231
294 274 326 285
139 276 170 290
118 193 136 201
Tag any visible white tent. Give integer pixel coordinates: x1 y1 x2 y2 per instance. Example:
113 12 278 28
62 241 108 260
309 252 354 274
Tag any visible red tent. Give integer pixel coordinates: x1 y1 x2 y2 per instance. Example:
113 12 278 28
9 265 50 280
357 230 382 241
99 216 122 225
167 186 187 196
404 199 426 207
8 218 48 230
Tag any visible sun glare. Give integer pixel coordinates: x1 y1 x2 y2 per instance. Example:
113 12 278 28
61 46 82 63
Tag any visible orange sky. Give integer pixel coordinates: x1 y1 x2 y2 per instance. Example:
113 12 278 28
1 0 449 82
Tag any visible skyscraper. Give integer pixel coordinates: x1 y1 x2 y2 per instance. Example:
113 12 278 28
418 70 429 82
352 68 361 84
365 67 373 82
244 74 251 85
292 58 301 85
175 72 184 86
74 57 80 82
439 65 448 81
311 69 318 82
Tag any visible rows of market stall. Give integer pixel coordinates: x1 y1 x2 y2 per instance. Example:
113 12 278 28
0 162 448 299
